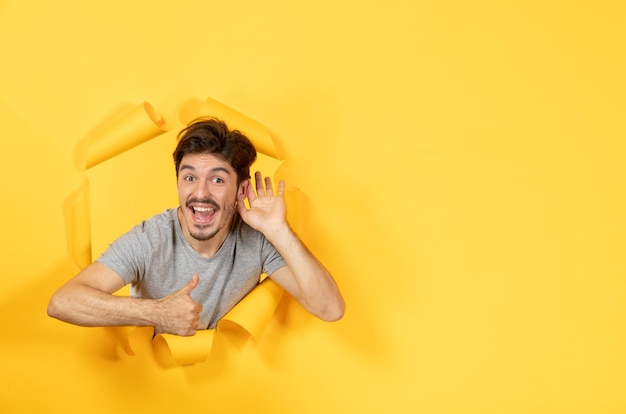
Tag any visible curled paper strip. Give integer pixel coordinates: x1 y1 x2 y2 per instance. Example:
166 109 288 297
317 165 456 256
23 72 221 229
199 96 279 159
65 177 92 269
213 276 284 342
153 329 215 366
83 102 166 169
79 97 279 172
108 278 283 366
101 325 154 356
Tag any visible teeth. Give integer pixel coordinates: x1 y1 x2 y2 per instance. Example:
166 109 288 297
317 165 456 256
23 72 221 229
193 206 214 212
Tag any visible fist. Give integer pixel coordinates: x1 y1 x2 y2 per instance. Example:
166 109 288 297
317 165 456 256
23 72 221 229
154 274 202 336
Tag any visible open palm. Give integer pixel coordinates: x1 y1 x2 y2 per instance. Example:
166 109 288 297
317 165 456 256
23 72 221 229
237 171 287 235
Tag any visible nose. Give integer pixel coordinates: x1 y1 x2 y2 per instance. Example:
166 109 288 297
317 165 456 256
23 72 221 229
192 178 212 200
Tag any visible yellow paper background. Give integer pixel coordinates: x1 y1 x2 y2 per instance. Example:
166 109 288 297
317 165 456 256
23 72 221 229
1 1 625 413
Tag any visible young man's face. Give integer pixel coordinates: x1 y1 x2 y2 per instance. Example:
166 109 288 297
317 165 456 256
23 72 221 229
176 152 245 249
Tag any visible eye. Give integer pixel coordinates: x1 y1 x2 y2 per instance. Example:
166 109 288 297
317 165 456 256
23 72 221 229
212 177 225 184
183 175 195 182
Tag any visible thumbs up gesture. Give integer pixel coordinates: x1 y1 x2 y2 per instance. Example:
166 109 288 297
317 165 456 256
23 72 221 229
154 274 203 336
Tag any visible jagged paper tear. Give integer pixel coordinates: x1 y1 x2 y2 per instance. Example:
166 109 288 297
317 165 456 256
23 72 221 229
103 277 283 366
198 97 279 159
78 97 280 171
152 278 283 366
83 102 166 170
66 95 297 366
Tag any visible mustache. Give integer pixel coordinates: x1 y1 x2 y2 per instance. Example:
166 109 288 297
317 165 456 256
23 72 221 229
186 197 220 210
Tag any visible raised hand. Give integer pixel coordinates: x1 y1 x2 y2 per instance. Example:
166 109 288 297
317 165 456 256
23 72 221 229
237 171 288 236
236 172 345 323
154 274 202 336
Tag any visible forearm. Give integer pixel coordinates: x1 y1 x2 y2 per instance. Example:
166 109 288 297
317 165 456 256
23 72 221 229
238 174 345 320
48 283 159 328
267 224 345 321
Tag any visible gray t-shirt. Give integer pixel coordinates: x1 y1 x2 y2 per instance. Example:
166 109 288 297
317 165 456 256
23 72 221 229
97 208 286 329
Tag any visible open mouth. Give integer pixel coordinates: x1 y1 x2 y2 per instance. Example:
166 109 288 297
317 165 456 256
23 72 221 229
190 205 217 223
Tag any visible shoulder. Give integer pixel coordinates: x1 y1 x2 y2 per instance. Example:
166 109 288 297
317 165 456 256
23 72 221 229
230 214 283 261
98 209 179 271
115 208 178 250
135 208 178 233
232 214 264 242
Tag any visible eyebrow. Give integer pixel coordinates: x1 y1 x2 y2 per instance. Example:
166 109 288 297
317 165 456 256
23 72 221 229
179 164 232 175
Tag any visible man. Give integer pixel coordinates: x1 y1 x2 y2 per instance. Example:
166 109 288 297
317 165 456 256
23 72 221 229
48 117 345 336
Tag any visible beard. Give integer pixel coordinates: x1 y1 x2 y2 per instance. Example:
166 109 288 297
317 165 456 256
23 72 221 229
187 200 237 242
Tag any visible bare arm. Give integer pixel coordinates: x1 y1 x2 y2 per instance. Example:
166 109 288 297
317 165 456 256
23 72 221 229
237 172 345 321
265 227 345 321
47 262 202 336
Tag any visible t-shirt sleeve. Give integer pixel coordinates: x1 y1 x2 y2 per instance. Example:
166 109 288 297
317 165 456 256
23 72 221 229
261 236 287 276
96 224 148 285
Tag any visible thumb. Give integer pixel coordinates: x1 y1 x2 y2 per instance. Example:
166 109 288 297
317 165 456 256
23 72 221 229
178 273 200 295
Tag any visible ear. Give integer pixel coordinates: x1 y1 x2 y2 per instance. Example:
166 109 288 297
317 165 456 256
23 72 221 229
238 179 250 199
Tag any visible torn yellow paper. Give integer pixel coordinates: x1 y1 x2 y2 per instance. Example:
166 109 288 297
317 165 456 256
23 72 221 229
66 177 91 269
103 326 138 355
73 95 288 366
283 188 304 234
154 330 215 366
83 102 166 169
103 278 283 366
217 278 283 342
199 96 279 158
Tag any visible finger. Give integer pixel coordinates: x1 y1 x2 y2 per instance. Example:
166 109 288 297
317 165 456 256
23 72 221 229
264 176 274 196
179 273 200 295
254 171 265 196
236 198 247 215
277 179 285 197
246 177 257 203
182 327 197 337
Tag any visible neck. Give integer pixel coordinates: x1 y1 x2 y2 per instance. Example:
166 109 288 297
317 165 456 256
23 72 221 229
177 208 232 258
